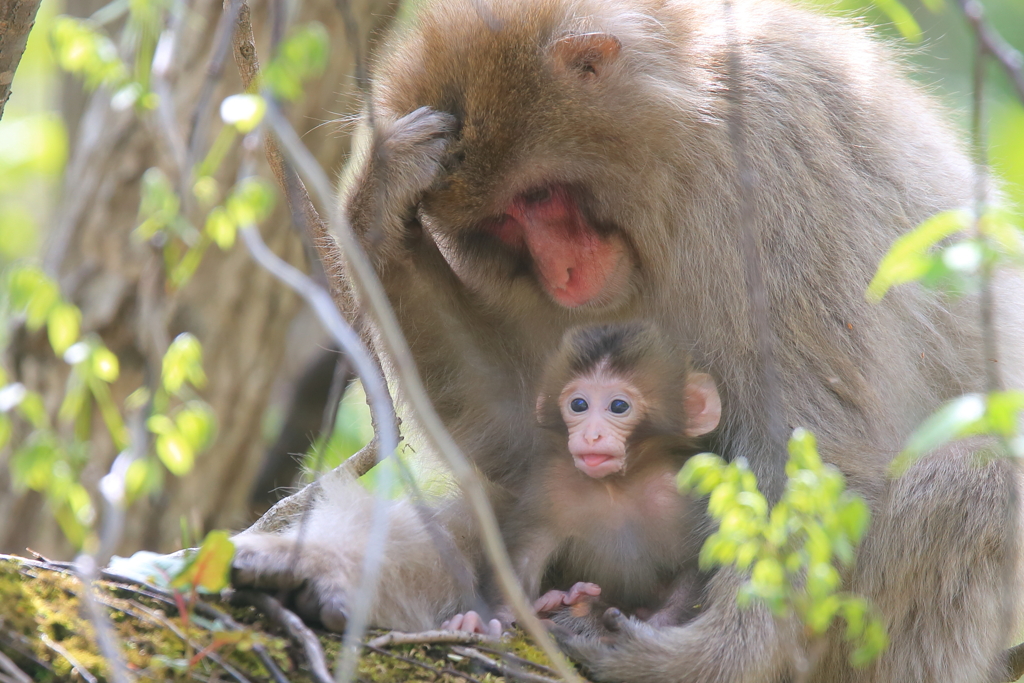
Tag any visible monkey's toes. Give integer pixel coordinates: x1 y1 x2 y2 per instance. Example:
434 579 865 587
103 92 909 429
602 608 624 632
318 595 349 633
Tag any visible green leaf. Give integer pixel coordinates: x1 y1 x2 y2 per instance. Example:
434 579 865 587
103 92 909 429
871 0 922 42
985 391 1024 437
263 23 329 101
17 391 49 428
0 413 10 450
806 562 840 599
67 483 96 525
192 176 220 208
205 206 236 250
9 266 61 331
147 414 175 435
175 402 216 452
156 430 194 476
787 428 820 472
805 594 841 634
225 177 276 228
866 209 969 302
91 346 120 382
837 496 871 545
47 302 82 356
125 458 164 501
890 394 985 475
136 167 180 239
0 114 69 180
172 530 235 593
162 332 207 393
751 558 784 591
51 16 129 89
11 435 62 491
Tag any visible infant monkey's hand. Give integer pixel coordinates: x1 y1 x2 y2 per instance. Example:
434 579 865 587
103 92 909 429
440 611 502 638
533 582 602 616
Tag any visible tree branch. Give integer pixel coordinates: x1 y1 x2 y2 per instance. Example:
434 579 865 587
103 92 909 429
227 0 355 319
230 590 334 683
0 0 42 120
956 0 1024 104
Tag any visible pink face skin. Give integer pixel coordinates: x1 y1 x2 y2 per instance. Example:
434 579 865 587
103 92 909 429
559 367 646 478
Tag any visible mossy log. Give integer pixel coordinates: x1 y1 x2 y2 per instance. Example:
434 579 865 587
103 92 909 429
0 556 567 683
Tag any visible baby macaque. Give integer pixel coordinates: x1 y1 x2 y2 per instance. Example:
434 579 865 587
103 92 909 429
445 322 721 635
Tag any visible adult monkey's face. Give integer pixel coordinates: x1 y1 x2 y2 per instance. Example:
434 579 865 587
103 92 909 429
370 0 675 312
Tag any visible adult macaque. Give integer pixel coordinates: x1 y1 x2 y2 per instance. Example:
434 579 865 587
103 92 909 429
448 323 719 635
233 0 1024 679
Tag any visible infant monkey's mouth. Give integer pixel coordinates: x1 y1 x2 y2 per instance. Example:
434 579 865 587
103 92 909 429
580 453 615 467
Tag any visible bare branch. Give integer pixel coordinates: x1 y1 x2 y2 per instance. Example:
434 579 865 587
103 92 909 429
185 0 243 176
956 0 1024 104
367 630 498 649
0 0 42 120
231 590 334 683
73 556 131 683
0 651 31 683
260 94 585 683
228 0 355 318
39 634 98 683
450 647 564 683
363 644 485 683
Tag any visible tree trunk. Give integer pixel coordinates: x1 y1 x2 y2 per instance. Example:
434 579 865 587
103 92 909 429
0 0 398 558
0 0 43 120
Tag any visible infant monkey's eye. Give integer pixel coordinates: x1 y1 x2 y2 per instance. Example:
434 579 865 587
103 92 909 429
609 399 630 414
570 398 589 413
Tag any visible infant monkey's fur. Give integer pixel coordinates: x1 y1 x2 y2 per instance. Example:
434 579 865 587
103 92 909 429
455 323 721 634
519 324 718 619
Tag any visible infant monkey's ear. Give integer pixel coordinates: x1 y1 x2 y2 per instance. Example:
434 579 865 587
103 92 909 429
683 373 720 438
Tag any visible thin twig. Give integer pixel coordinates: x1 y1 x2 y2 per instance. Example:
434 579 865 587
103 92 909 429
956 0 1024 103
190 597 291 683
367 630 498 649
186 0 243 176
450 647 565 683
319 354 353 440
0 625 55 674
0 651 31 683
73 556 131 683
475 644 558 677
363 644 484 683
260 94 584 683
231 590 334 683
245 439 380 535
229 0 354 317
40 634 98 683
235 111 399 683
961 0 1022 669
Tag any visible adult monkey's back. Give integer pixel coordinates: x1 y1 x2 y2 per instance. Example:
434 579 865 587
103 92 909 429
232 0 1024 679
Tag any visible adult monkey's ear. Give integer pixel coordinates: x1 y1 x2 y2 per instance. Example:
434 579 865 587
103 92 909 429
682 373 722 437
550 32 622 78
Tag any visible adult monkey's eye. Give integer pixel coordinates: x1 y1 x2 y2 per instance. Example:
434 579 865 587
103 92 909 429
609 399 630 414
570 398 588 413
